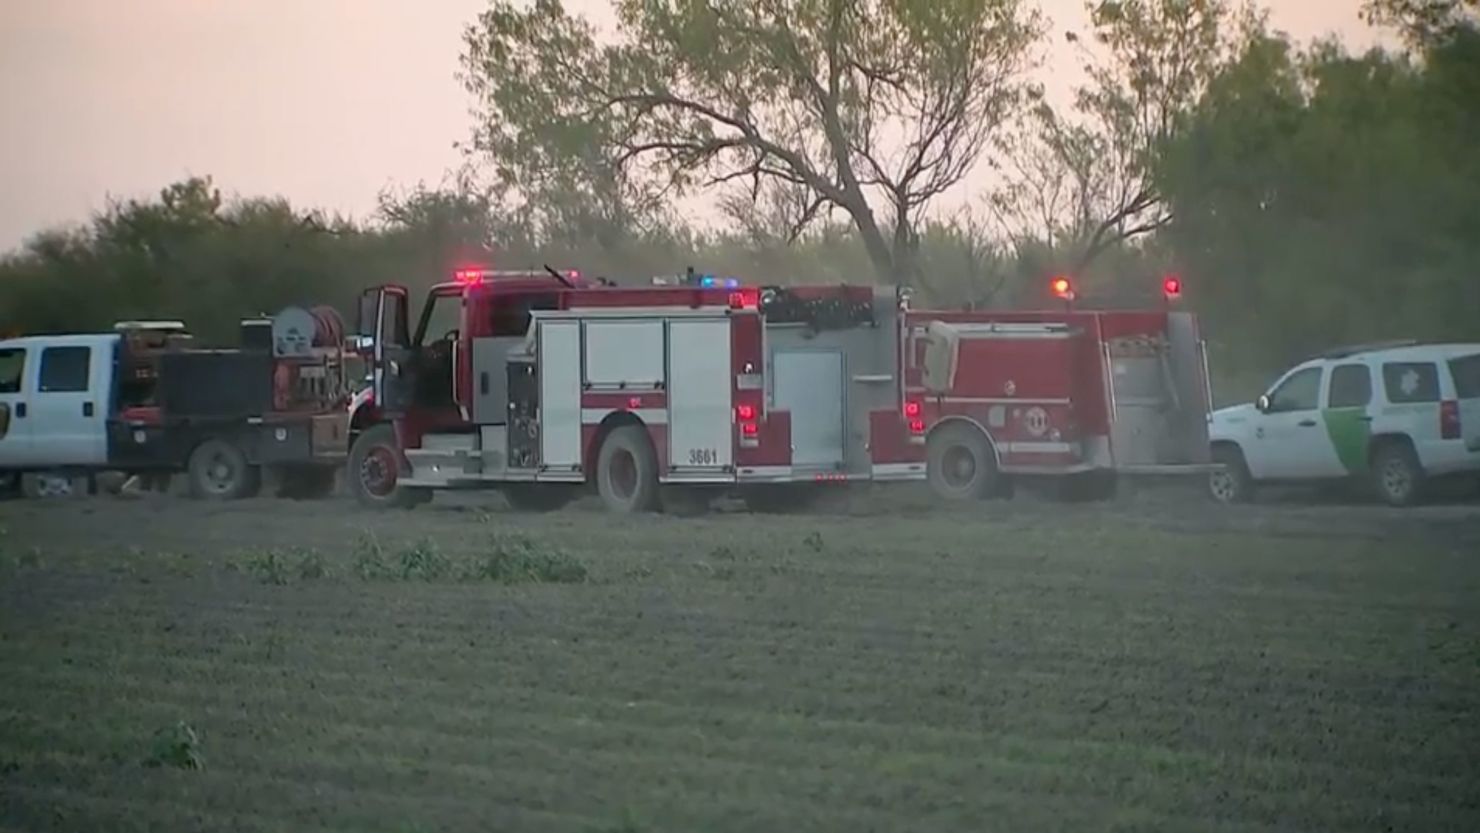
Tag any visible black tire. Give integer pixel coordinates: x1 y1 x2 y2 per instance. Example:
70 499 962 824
187 440 258 500
277 465 337 500
0 472 20 499
503 484 575 513
347 424 423 509
1371 440 1425 507
1208 445 1254 504
741 485 821 514
926 422 1003 501
1058 469 1119 502
595 424 659 514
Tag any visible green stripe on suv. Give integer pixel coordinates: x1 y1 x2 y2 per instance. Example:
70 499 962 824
1322 408 1371 474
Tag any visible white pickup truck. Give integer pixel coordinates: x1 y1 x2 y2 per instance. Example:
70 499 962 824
0 316 351 500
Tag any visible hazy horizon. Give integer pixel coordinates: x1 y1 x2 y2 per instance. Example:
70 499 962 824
0 0 1382 251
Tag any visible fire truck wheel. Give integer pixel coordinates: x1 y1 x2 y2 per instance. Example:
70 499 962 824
1208 444 1254 504
187 439 258 500
348 424 422 509
0 472 20 499
596 424 659 514
926 423 1001 501
277 465 338 500
503 485 574 513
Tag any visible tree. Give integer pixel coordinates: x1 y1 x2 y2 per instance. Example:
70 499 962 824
991 0 1258 273
1363 0 1479 46
1155 29 1480 369
460 0 1042 285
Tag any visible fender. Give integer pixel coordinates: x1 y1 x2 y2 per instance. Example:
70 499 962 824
348 384 380 438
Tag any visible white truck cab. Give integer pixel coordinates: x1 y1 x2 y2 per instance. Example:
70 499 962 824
1208 342 1480 506
0 334 118 481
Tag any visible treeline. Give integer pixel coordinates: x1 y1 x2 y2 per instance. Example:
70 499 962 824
2 14 1476 380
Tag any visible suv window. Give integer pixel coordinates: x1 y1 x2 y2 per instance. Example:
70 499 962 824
1328 364 1372 408
0 349 24 394
1449 354 1480 399
39 346 91 393
1268 367 1323 412
1382 362 1440 404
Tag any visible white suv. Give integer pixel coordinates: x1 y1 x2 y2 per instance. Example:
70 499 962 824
1208 342 1480 506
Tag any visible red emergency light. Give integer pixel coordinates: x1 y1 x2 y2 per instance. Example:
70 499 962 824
1050 276 1074 300
1162 275 1183 299
453 268 485 284
728 288 760 309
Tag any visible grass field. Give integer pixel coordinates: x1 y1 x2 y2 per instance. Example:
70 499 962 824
2 489 1479 832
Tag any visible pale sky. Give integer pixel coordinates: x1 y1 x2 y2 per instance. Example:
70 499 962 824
0 1 1380 251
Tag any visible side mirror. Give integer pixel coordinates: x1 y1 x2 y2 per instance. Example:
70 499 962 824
1256 394 1271 413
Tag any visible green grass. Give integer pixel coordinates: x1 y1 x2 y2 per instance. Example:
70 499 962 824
1 495 1478 832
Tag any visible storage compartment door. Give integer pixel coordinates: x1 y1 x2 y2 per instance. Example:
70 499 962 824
538 321 582 471
1165 312 1212 464
470 336 524 424
774 350 845 469
667 319 732 472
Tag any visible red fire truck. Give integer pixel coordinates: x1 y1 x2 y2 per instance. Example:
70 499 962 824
346 268 1213 512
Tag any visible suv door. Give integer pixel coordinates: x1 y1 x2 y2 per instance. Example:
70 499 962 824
1321 363 1376 476
1246 365 1344 480
0 346 33 467
31 343 108 466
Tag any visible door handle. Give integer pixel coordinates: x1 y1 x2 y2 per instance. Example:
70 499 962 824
83 402 94 417
1298 419 1317 427
1356 416 1373 422
480 372 490 396
14 403 25 418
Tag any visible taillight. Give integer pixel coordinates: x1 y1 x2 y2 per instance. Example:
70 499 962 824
1441 400 1461 440
908 419 926 435
737 403 759 447
903 400 921 418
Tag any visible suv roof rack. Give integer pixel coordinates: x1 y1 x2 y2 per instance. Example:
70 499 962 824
1318 339 1420 360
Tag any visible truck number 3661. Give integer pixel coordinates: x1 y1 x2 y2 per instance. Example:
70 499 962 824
688 448 718 465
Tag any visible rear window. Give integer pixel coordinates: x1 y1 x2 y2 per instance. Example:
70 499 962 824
1382 362 1441 404
1449 354 1480 399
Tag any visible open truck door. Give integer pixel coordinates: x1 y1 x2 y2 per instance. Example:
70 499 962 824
1103 311 1213 473
356 285 413 416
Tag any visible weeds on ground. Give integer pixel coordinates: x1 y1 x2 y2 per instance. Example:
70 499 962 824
351 531 587 585
352 533 396 580
396 539 455 581
239 547 329 585
469 533 588 585
144 721 202 770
